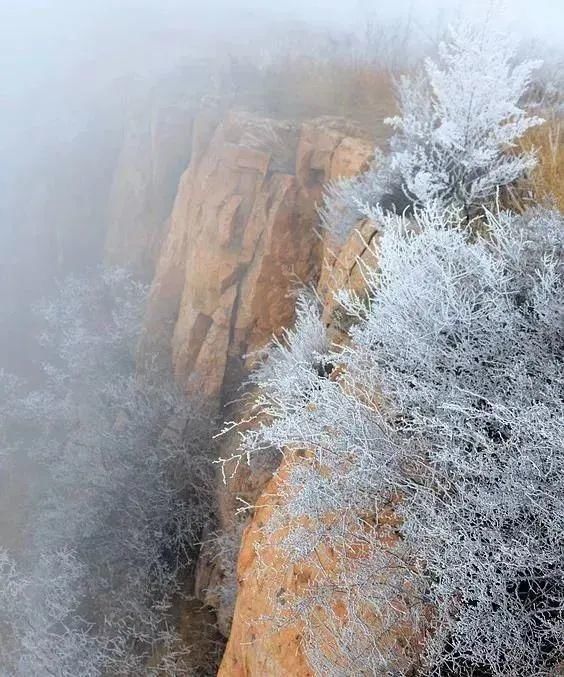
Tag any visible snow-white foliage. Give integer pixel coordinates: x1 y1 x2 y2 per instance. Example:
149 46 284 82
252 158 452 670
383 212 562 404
206 521 246 618
317 155 392 243
319 25 543 242
0 549 108 677
229 294 331 477
0 269 215 676
234 205 564 676
248 294 329 407
36 266 146 383
0 370 24 458
387 26 543 211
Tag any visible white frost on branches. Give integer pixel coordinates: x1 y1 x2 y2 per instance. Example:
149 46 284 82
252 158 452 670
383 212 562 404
0 268 216 676
248 294 329 408
387 26 543 210
234 205 564 676
319 25 544 242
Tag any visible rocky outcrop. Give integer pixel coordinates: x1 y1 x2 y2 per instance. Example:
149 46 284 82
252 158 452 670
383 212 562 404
129 105 376 671
218 454 423 677
318 218 381 344
216 220 394 677
139 109 373 410
133 109 374 660
169 119 311 404
217 464 314 677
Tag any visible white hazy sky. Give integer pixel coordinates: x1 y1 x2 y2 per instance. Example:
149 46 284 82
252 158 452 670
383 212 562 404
243 0 564 42
0 0 562 159
2 0 562 87
2 0 563 43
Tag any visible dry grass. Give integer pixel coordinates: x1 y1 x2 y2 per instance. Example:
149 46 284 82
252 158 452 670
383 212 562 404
254 57 396 142
221 25 399 141
519 109 564 211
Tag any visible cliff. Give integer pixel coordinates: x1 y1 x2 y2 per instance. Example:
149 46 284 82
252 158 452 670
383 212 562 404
109 101 377 673
217 221 396 677
138 108 373 408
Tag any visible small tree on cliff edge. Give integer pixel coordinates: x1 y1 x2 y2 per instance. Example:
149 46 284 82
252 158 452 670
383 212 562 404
387 24 543 214
320 24 544 241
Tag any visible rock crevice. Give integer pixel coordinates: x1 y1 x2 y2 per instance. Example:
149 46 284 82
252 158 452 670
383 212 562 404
128 106 374 671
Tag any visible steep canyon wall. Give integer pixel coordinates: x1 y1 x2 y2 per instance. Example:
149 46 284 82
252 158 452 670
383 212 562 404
109 102 376 674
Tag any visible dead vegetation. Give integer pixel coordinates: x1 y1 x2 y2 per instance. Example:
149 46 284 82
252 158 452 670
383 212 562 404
521 109 564 210
215 23 400 139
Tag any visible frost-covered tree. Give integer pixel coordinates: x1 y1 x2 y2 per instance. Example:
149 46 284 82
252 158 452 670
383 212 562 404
0 549 108 677
0 268 216 675
387 26 543 211
320 25 544 241
0 370 24 458
231 205 564 676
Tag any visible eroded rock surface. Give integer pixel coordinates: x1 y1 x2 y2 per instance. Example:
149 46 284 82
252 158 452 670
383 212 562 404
217 221 397 677
218 457 423 677
318 218 381 344
133 107 375 671
217 465 315 677
140 111 373 410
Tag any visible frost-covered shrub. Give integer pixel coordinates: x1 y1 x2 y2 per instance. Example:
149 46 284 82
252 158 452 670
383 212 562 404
342 206 563 674
232 205 564 676
319 25 544 242
386 27 543 212
317 157 391 243
36 266 146 382
222 293 330 475
0 268 216 675
248 294 329 407
0 549 109 677
0 370 25 458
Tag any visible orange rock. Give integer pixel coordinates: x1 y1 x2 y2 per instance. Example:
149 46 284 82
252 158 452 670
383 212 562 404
215 139 430 673
219 457 424 676
330 135 374 179
317 218 381 343
136 110 382 660
139 110 373 411
218 466 315 677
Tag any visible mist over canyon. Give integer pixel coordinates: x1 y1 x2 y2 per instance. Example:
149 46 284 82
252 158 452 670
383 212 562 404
0 2 563 676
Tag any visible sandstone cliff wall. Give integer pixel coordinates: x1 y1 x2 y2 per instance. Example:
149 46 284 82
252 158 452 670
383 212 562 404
109 103 375 673
139 109 373 410
217 219 385 677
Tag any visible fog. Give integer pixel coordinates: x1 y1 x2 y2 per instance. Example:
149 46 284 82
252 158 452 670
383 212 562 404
2 0 562 135
0 1 562 674
2 0 562 160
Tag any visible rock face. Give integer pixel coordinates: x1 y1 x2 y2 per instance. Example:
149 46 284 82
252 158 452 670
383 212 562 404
217 465 315 677
133 108 373 661
217 220 394 677
217 460 423 677
132 105 375 672
318 218 381 344
219 456 424 677
169 116 310 404
140 109 373 410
